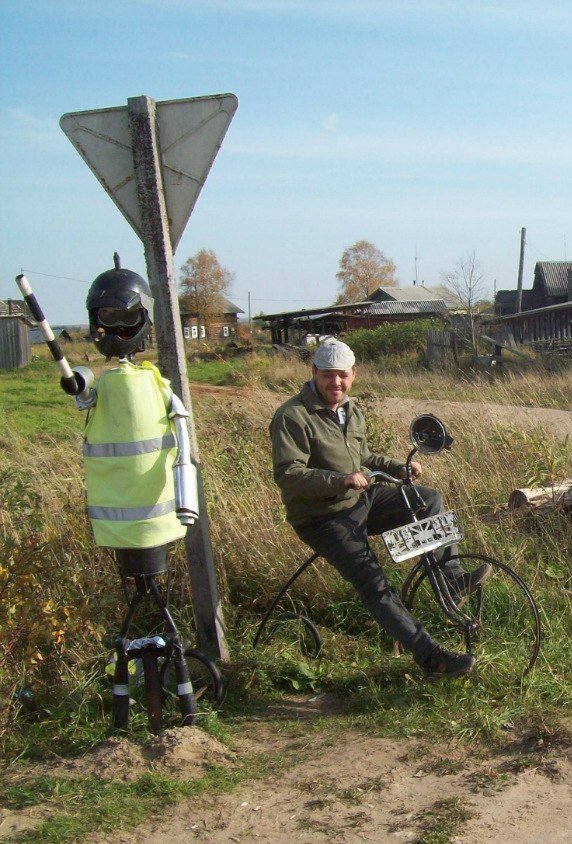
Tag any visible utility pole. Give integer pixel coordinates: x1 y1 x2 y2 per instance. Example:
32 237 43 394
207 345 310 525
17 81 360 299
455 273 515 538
516 227 526 314
248 291 252 335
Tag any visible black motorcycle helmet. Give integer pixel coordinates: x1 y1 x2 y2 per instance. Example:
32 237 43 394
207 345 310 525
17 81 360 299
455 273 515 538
86 261 153 359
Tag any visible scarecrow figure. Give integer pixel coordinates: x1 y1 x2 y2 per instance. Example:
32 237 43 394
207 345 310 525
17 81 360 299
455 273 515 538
16 261 203 729
70 260 198 577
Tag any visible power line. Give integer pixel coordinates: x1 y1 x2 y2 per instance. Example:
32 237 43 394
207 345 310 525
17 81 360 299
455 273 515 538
19 270 335 308
22 269 91 284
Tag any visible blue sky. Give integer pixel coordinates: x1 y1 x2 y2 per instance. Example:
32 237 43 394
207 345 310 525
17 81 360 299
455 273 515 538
2 0 571 325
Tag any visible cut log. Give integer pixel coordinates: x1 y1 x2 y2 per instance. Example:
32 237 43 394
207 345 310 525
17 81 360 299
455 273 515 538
508 480 572 510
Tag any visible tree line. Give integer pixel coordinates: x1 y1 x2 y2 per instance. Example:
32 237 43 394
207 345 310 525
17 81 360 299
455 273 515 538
178 241 488 336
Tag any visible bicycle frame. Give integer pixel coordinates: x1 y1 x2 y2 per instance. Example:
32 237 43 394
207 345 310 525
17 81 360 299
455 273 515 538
372 451 483 638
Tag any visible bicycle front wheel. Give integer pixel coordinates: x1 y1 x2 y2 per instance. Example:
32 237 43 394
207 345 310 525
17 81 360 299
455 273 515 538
161 647 224 709
403 554 541 681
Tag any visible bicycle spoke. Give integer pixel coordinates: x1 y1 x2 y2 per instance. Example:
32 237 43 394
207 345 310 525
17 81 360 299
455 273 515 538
403 554 541 681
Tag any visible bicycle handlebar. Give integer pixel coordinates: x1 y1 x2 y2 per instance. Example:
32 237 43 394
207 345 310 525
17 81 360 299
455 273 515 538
367 470 405 486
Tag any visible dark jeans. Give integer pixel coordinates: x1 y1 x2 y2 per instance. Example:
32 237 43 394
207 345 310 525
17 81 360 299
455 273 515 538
294 485 462 665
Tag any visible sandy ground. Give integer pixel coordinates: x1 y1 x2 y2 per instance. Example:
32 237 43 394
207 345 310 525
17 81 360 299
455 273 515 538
188 382 572 442
2 700 571 843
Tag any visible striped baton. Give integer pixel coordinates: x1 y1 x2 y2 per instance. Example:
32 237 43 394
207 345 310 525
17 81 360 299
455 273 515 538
15 274 83 396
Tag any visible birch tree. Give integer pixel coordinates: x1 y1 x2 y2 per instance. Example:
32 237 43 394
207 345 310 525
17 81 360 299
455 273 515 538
179 249 234 332
336 240 397 304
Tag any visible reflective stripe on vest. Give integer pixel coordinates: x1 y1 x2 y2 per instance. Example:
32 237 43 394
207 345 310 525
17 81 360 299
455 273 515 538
83 434 176 458
89 500 176 521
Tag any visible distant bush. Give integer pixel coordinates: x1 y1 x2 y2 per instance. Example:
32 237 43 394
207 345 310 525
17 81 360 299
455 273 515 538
345 319 442 360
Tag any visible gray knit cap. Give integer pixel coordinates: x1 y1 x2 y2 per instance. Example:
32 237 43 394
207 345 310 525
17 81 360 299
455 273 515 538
313 338 356 370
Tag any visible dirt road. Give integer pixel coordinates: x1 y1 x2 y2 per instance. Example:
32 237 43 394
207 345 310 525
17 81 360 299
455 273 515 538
3 703 571 844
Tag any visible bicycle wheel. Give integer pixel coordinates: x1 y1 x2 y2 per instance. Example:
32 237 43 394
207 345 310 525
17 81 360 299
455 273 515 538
261 612 323 658
161 647 224 708
402 554 541 680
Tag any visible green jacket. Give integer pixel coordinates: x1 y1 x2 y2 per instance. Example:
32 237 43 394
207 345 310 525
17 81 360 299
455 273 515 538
270 381 404 527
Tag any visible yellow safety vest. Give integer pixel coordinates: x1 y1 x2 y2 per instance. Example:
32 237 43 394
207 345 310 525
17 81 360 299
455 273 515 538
83 360 186 549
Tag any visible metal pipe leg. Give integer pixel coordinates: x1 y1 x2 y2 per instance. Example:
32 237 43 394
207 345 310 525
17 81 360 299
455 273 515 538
147 577 196 725
113 639 130 731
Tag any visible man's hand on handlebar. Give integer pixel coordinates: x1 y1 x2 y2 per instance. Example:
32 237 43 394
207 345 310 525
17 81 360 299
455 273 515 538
344 461 424 490
343 471 373 490
403 461 423 480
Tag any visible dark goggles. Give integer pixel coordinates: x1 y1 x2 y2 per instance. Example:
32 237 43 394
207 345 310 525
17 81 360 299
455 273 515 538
97 306 143 328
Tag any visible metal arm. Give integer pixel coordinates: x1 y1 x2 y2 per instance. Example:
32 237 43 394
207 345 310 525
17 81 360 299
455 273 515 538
168 393 199 525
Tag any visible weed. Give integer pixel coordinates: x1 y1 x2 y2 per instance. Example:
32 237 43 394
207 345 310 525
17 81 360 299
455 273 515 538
417 797 474 844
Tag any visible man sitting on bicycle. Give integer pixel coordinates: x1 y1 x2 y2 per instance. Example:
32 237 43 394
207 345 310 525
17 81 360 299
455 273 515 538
270 338 490 680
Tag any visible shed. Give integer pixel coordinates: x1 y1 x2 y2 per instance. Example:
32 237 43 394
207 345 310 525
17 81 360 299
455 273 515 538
257 291 447 346
0 316 31 370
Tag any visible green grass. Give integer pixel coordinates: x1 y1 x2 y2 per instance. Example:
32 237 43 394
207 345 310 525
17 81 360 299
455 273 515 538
417 798 474 844
187 357 247 385
0 359 81 440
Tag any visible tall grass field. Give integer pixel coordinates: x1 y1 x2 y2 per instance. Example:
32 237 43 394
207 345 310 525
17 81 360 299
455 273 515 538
1 344 571 766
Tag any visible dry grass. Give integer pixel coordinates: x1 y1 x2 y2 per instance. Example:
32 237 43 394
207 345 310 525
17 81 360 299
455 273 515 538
1 350 571 758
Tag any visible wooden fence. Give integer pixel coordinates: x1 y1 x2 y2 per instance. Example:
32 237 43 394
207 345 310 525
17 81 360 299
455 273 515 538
426 329 459 366
490 301 572 354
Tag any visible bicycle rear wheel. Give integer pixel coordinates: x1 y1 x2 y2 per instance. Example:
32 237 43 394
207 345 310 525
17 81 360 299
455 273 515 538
402 554 541 680
260 612 323 659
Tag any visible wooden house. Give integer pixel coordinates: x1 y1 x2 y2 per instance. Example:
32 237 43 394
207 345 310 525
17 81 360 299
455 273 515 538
179 296 244 342
495 261 572 316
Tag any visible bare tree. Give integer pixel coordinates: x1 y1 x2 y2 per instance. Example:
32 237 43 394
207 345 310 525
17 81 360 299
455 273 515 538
179 249 234 335
336 240 397 304
441 251 487 353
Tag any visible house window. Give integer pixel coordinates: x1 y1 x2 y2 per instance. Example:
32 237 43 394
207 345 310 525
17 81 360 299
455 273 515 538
183 326 191 339
200 325 206 339
191 326 198 339
222 325 229 337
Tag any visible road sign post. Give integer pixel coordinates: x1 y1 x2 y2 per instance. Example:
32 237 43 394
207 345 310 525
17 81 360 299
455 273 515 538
61 93 238 660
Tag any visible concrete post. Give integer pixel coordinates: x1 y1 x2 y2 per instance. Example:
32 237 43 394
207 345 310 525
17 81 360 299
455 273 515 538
128 95 229 661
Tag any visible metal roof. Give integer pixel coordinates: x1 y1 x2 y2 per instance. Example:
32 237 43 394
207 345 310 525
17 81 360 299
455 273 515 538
371 285 443 303
256 295 447 322
365 299 447 315
255 301 372 321
29 327 71 345
533 262 572 297
180 295 244 316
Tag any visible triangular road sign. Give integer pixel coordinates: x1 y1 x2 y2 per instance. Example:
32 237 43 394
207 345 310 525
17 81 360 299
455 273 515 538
60 94 238 251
